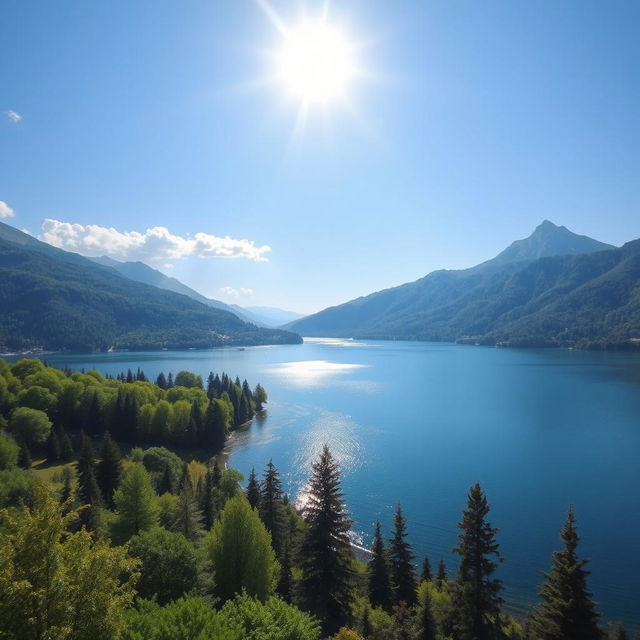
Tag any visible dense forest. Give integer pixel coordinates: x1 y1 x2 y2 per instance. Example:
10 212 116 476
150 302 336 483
0 223 302 352
0 358 636 639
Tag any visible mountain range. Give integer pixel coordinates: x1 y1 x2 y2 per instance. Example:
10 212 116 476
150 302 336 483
288 221 640 349
89 256 301 328
0 222 301 352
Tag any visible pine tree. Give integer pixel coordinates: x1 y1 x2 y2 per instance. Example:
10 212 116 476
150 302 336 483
203 399 227 453
158 462 174 495
530 507 601 640
436 559 447 589
47 430 61 462
112 463 159 542
167 372 174 388
96 431 123 508
76 433 102 530
156 372 167 389
277 538 294 603
451 483 503 640
389 505 417 606
414 588 437 640
59 428 74 461
207 372 217 400
392 601 414 640
254 383 268 412
368 520 394 612
85 391 104 435
18 442 32 469
299 445 355 636
259 460 286 557
421 554 433 583
171 466 204 542
246 467 261 509
59 465 74 505
361 605 373 639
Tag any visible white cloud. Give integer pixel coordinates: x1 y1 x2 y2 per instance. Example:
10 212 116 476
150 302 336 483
219 286 254 298
38 219 271 262
0 201 15 218
5 110 22 123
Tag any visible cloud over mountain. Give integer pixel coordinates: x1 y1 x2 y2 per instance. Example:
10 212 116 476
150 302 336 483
38 218 271 262
0 201 15 219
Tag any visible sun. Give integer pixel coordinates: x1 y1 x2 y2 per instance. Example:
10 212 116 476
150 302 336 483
277 20 356 105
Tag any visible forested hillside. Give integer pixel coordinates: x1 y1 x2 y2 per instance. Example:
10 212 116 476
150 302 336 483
0 227 301 352
289 225 639 349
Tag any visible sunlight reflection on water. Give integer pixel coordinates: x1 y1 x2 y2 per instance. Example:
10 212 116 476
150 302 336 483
266 359 368 387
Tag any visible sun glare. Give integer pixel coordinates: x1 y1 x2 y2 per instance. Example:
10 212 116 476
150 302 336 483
277 20 356 105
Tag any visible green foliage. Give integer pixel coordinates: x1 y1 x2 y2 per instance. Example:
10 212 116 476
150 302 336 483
299 445 356 636
388 505 417 606
174 371 204 389
129 527 200 605
530 508 601 640
246 467 261 509
96 431 123 508
0 432 19 470
0 485 139 640
206 495 279 602
8 406 52 449
112 463 159 543
220 592 322 640
0 466 38 508
368 520 393 612
171 469 204 542
452 483 503 640
260 460 286 557
122 597 240 640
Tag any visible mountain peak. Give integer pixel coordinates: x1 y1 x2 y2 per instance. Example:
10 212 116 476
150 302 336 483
485 221 615 268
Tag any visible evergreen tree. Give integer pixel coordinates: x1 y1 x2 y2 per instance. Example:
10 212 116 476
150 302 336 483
421 554 433 583
530 508 601 640
436 559 447 589
85 391 104 435
207 372 217 399
361 605 373 639
206 495 278 602
156 372 167 389
200 467 217 530
59 428 74 461
414 589 437 640
17 441 32 469
76 433 102 530
60 465 74 505
254 383 268 412
47 430 61 462
259 460 286 557
392 601 414 640
299 445 355 636
158 462 174 495
389 505 417 606
171 465 204 542
277 538 294 603
167 372 174 388
96 431 123 508
451 483 503 640
246 467 261 509
112 463 159 542
368 520 394 612
203 399 227 453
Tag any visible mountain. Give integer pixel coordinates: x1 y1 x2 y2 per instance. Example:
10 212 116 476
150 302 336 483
230 305 304 327
88 256 253 320
0 221 302 352
288 222 640 349
477 220 614 269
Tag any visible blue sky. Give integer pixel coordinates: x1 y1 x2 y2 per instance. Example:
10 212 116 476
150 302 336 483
1 0 638 314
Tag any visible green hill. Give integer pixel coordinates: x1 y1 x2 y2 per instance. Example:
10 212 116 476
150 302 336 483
289 223 640 349
0 223 302 352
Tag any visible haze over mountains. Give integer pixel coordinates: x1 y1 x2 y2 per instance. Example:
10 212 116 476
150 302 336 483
288 221 640 349
0 221 301 352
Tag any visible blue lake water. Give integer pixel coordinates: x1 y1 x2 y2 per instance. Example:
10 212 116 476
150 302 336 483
37 339 640 628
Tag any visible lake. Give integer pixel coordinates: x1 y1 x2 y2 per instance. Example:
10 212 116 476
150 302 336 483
36 339 640 628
